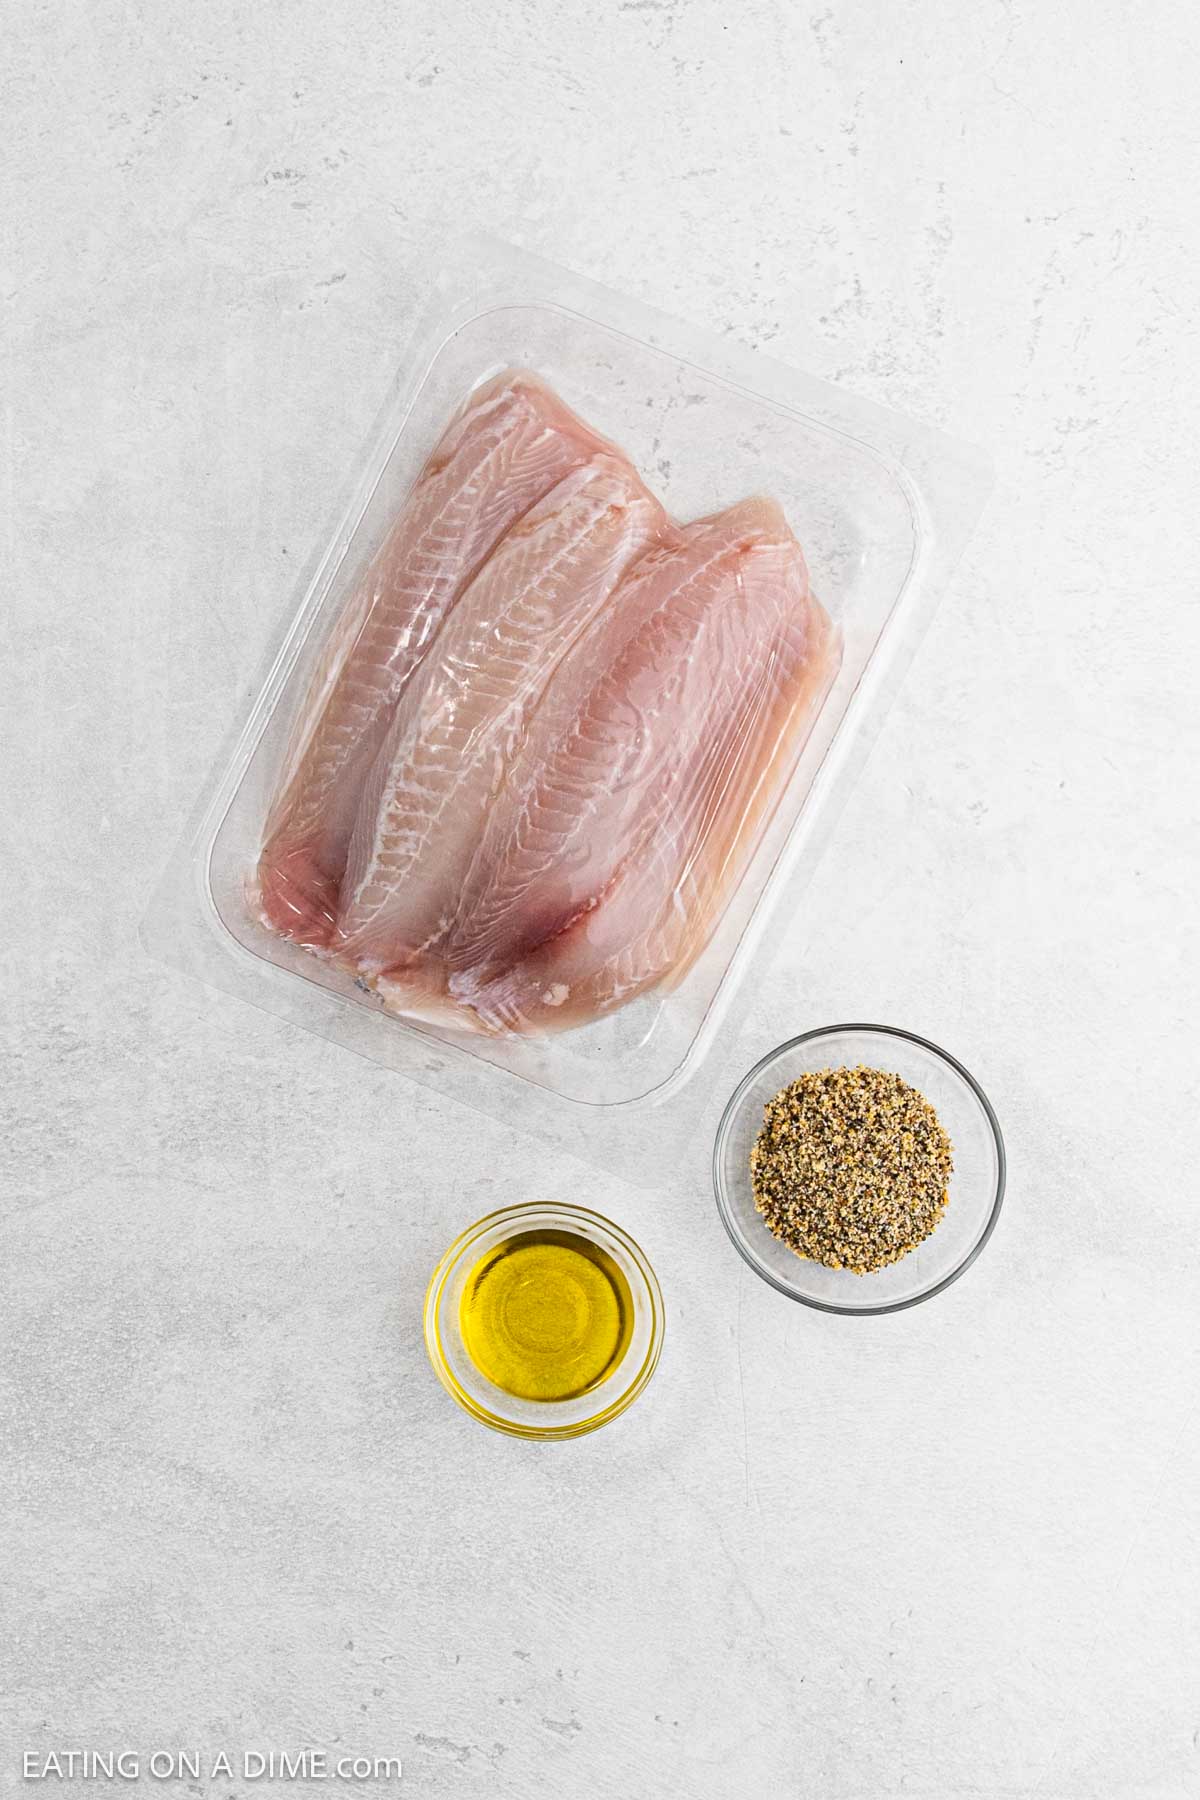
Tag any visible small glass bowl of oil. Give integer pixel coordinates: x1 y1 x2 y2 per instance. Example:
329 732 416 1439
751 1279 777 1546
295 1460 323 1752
424 1203 664 1439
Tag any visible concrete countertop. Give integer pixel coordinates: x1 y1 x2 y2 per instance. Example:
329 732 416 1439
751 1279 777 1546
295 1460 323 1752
4 1 1197 1795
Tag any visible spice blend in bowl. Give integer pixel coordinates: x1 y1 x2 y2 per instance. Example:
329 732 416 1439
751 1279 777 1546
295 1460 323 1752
750 1065 953 1273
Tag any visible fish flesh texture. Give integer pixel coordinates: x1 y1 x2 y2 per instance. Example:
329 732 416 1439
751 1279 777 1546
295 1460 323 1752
334 453 670 975
254 370 841 1038
426 497 839 1034
256 369 616 948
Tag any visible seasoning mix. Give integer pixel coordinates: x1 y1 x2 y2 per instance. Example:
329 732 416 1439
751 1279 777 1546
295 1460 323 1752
750 1065 954 1273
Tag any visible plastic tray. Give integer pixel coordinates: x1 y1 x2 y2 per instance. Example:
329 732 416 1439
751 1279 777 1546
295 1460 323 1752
144 235 991 1179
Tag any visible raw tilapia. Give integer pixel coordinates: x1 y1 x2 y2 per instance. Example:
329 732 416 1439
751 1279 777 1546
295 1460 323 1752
433 497 840 1034
256 369 616 947
255 369 841 1039
335 453 670 974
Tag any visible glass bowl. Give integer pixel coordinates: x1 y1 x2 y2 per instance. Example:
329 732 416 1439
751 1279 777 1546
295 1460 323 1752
424 1202 664 1438
713 1025 1005 1314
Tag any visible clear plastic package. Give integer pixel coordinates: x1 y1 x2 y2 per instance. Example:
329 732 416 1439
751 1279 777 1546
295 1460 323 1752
144 235 991 1180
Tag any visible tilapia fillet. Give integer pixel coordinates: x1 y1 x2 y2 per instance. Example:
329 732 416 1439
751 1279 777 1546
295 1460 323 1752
402 497 839 1034
335 454 670 974
255 370 841 1037
256 369 618 948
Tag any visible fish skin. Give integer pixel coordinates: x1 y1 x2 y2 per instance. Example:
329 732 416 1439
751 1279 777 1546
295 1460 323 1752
256 369 614 947
440 498 841 1035
334 453 670 974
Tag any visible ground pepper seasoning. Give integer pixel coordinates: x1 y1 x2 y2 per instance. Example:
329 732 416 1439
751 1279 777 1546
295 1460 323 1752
750 1065 953 1273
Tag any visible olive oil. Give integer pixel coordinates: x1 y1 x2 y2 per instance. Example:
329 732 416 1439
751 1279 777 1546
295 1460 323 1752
459 1229 634 1402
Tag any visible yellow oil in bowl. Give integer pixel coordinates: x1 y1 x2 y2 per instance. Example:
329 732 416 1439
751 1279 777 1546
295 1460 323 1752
458 1228 634 1402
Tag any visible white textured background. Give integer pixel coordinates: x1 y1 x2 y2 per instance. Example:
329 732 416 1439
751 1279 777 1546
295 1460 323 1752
3 2 1198 1797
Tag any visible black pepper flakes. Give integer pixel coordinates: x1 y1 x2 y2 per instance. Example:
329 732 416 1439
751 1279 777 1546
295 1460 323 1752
750 1065 953 1274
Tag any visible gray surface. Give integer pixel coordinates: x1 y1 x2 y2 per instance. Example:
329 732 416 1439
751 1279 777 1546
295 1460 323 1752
3 3 1198 1797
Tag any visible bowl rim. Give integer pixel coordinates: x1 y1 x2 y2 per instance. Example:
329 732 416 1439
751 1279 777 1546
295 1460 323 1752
423 1200 666 1438
712 1022 1006 1316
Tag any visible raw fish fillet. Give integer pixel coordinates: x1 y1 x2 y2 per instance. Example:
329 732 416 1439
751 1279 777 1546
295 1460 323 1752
256 369 615 947
335 453 670 974
429 497 840 1034
254 368 843 1040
